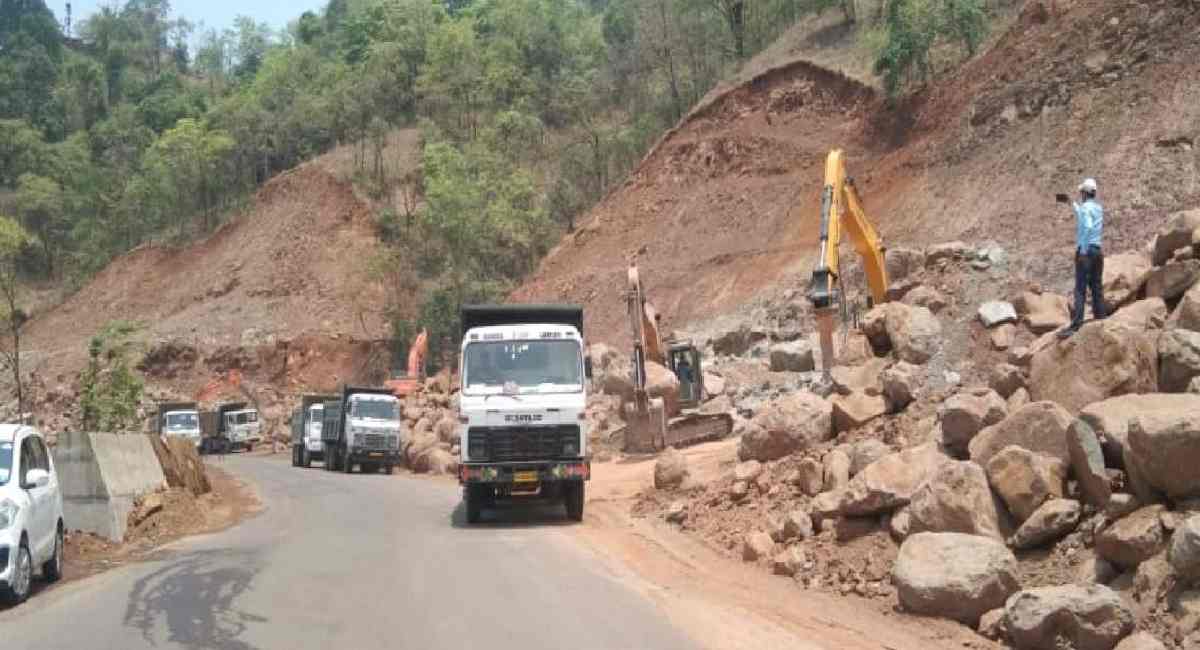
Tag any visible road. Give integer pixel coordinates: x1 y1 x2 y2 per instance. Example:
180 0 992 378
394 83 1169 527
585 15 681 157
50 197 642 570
0 455 697 650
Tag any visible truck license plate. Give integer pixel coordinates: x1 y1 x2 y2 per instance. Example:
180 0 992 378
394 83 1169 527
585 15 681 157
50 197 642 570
369 452 383 458
514 470 538 483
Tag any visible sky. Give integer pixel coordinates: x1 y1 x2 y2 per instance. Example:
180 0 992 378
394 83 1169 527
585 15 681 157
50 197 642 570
50 0 328 37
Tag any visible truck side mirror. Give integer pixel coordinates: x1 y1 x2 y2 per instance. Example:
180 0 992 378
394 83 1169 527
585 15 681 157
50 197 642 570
584 356 593 380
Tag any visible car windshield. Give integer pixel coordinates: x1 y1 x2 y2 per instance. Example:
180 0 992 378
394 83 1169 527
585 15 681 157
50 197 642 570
351 399 398 420
0 441 12 485
165 413 199 430
464 340 582 393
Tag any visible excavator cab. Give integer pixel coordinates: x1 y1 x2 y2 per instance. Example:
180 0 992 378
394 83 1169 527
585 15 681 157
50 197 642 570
666 341 704 408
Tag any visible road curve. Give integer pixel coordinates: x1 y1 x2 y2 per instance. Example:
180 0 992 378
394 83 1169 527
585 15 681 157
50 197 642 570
0 455 697 650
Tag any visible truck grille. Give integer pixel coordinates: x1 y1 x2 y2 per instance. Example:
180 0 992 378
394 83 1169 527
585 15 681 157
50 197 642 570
358 433 399 449
467 425 579 461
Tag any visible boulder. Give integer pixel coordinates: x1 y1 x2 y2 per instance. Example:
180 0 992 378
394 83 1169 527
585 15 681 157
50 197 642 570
1009 346 1033 367
887 304 943 364
1159 328 1200 393
784 509 814 540
822 449 851 491
1028 320 1158 414
978 608 1006 640
908 461 1005 539
979 301 1018 328
1095 505 1166 569
861 304 895 352
654 448 689 489
1169 515 1200 582
1004 584 1134 650
1105 494 1142 521
794 457 824 496
851 439 891 477
1010 499 1082 550
831 393 887 433
926 241 972 266
1126 400 1200 499
1103 252 1151 308
886 246 926 281
733 460 763 483
836 443 950 516
1016 291 1071 334
1114 632 1167 650
772 546 808 577
892 532 1019 626
829 357 889 396
990 324 1017 351
1067 419 1113 508
742 531 776 562
412 446 457 475
1076 556 1119 586
1145 259 1200 301
889 507 912 542
1007 387 1031 412
768 340 815 372
1080 393 1200 472
434 414 459 444
739 392 832 462
903 286 949 313
970 401 1074 467
1133 553 1173 606
1153 209 1200 266
836 516 878 542
730 480 750 502
646 362 682 417
713 326 769 357
881 361 921 412
986 446 1067 523
1110 298 1168 330
940 388 1008 452
1176 282 1200 331
810 490 842 522
989 364 1026 399
703 372 726 398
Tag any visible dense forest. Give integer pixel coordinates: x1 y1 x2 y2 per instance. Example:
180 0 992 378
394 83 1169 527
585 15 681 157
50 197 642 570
0 0 994 362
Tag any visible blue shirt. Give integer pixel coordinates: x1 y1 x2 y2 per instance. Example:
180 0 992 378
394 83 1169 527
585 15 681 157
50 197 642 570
1073 199 1103 252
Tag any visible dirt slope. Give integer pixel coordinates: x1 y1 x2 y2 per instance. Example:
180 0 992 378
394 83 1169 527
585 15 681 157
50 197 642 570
514 0 1200 346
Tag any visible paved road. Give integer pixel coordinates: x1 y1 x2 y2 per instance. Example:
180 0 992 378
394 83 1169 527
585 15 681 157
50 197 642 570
1 455 696 650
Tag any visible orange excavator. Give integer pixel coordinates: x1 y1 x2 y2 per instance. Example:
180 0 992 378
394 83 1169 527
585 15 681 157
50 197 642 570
808 149 889 379
385 328 428 398
623 264 733 453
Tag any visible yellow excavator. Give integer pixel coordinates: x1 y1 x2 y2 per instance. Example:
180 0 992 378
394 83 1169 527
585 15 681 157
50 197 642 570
809 149 890 379
623 264 734 453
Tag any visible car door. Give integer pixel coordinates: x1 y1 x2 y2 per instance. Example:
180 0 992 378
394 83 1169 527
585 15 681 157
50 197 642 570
32 436 59 558
20 435 52 561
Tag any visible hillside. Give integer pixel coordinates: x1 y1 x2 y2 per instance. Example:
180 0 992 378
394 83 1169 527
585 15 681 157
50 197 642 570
514 0 1200 346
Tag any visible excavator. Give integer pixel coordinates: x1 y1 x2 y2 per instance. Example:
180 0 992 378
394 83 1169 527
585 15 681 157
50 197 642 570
385 328 428 398
622 264 734 453
809 149 889 379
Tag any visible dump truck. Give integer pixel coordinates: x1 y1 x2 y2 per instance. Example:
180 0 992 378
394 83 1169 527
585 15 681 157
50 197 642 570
200 402 262 453
321 386 403 474
291 394 336 468
457 304 592 524
154 401 202 449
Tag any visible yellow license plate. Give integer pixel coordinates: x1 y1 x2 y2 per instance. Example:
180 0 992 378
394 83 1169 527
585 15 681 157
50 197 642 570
513 471 538 483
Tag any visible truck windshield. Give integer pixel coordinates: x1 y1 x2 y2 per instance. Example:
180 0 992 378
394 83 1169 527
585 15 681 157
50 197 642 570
0 441 11 486
351 399 398 420
464 340 582 392
165 413 199 431
232 412 258 425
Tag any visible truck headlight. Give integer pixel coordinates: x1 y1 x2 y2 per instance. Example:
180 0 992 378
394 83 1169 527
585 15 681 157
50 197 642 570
0 499 18 530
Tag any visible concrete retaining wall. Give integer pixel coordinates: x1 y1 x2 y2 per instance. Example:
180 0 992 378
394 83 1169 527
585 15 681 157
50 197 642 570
53 432 167 542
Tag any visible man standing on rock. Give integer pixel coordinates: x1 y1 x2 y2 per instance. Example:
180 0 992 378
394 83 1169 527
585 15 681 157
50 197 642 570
1058 177 1105 338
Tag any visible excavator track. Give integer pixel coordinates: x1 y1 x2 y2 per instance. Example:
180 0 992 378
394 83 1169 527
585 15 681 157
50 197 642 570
662 412 734 449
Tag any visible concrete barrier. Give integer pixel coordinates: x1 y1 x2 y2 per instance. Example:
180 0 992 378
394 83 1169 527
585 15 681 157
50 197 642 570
53 432 167 542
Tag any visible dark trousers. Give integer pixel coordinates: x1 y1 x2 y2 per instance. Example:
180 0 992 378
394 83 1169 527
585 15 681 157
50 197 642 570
1071 245 1105 328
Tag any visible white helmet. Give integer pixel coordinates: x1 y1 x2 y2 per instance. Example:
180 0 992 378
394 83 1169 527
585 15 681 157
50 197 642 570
1079 178 1098 194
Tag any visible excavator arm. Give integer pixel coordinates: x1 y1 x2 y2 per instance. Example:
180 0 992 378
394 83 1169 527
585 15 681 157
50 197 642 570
809 149 889 376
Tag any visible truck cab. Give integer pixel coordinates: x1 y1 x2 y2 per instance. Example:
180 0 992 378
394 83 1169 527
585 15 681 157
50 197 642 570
155 401 202 450
457 304 591 524
215 403 261 452
291 395 335 468
321 387 403 474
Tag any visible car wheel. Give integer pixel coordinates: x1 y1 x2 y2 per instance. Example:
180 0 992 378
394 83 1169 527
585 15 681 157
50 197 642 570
1 541 33 605
565 482 585 522
43 525 63 583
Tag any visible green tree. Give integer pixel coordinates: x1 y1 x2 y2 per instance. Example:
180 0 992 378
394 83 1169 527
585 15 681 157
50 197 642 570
15 174 67 277
0 217 31 421
78 321 145 432
872 0 987 97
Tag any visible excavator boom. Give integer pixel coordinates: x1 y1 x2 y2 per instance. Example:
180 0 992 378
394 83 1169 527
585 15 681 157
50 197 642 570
386 328 428 398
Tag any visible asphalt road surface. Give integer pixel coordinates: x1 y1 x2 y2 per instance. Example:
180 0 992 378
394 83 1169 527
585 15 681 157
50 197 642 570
1 455 697 650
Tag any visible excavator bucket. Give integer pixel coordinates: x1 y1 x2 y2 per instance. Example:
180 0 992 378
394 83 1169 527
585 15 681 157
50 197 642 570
623 396 667 453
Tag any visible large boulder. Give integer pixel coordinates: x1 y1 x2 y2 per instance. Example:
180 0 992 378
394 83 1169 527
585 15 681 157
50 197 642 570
1095 505 1166 569
713 326 769 357
881 361 922 412
1153 209 1200 266
979 301 1019 328
654 448 689 489
908 461 1005 539
1016 291 1071 334
1067 419 1113 508
434 414 459 445
794 457 824 496
1028 320 1158 414
646 362 682 417
969 401 1074 467
892 532 1019 626
1159 328 1200 393
991 323 1017 350
926 241 972 266
1169 515 1200 582
887 304 942 364
830 357 889 396
850 439 891 477
940 388 1008 451
836 443 950 516
1145 259 1200 301
1010 499 1082 550
742 531 776 562
768 340 815 372
1114 633 1167 650
1175 281 1200 331
739 392 833 461
1004 584 1134 650
989 364 1026 399
985 446 1067 523
1126 400 1200 499
1110 298 1168 330
903 286 949 313
823 449 851 491
1079 393 1200 471
1103 252 1151 308
831 392 887 433
886 246 926 281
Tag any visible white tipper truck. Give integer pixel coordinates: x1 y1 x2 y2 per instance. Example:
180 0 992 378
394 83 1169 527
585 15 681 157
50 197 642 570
457 304 592 524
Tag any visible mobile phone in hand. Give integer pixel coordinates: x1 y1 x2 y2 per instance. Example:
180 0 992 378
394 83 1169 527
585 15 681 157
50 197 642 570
1055 193 1070 204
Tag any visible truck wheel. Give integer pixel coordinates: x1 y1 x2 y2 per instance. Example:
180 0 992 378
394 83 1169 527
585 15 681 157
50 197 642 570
465 486 483 524
382 464 393 475
291 446 300 467
301 448 311 468
565 482 585 522
342 452 353 474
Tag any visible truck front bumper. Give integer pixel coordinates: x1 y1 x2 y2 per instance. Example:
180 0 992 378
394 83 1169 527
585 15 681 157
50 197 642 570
347 449 401 464
459 460 590 485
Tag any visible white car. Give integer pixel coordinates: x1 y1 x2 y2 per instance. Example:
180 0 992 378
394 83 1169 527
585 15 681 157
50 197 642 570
0 425 64 605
